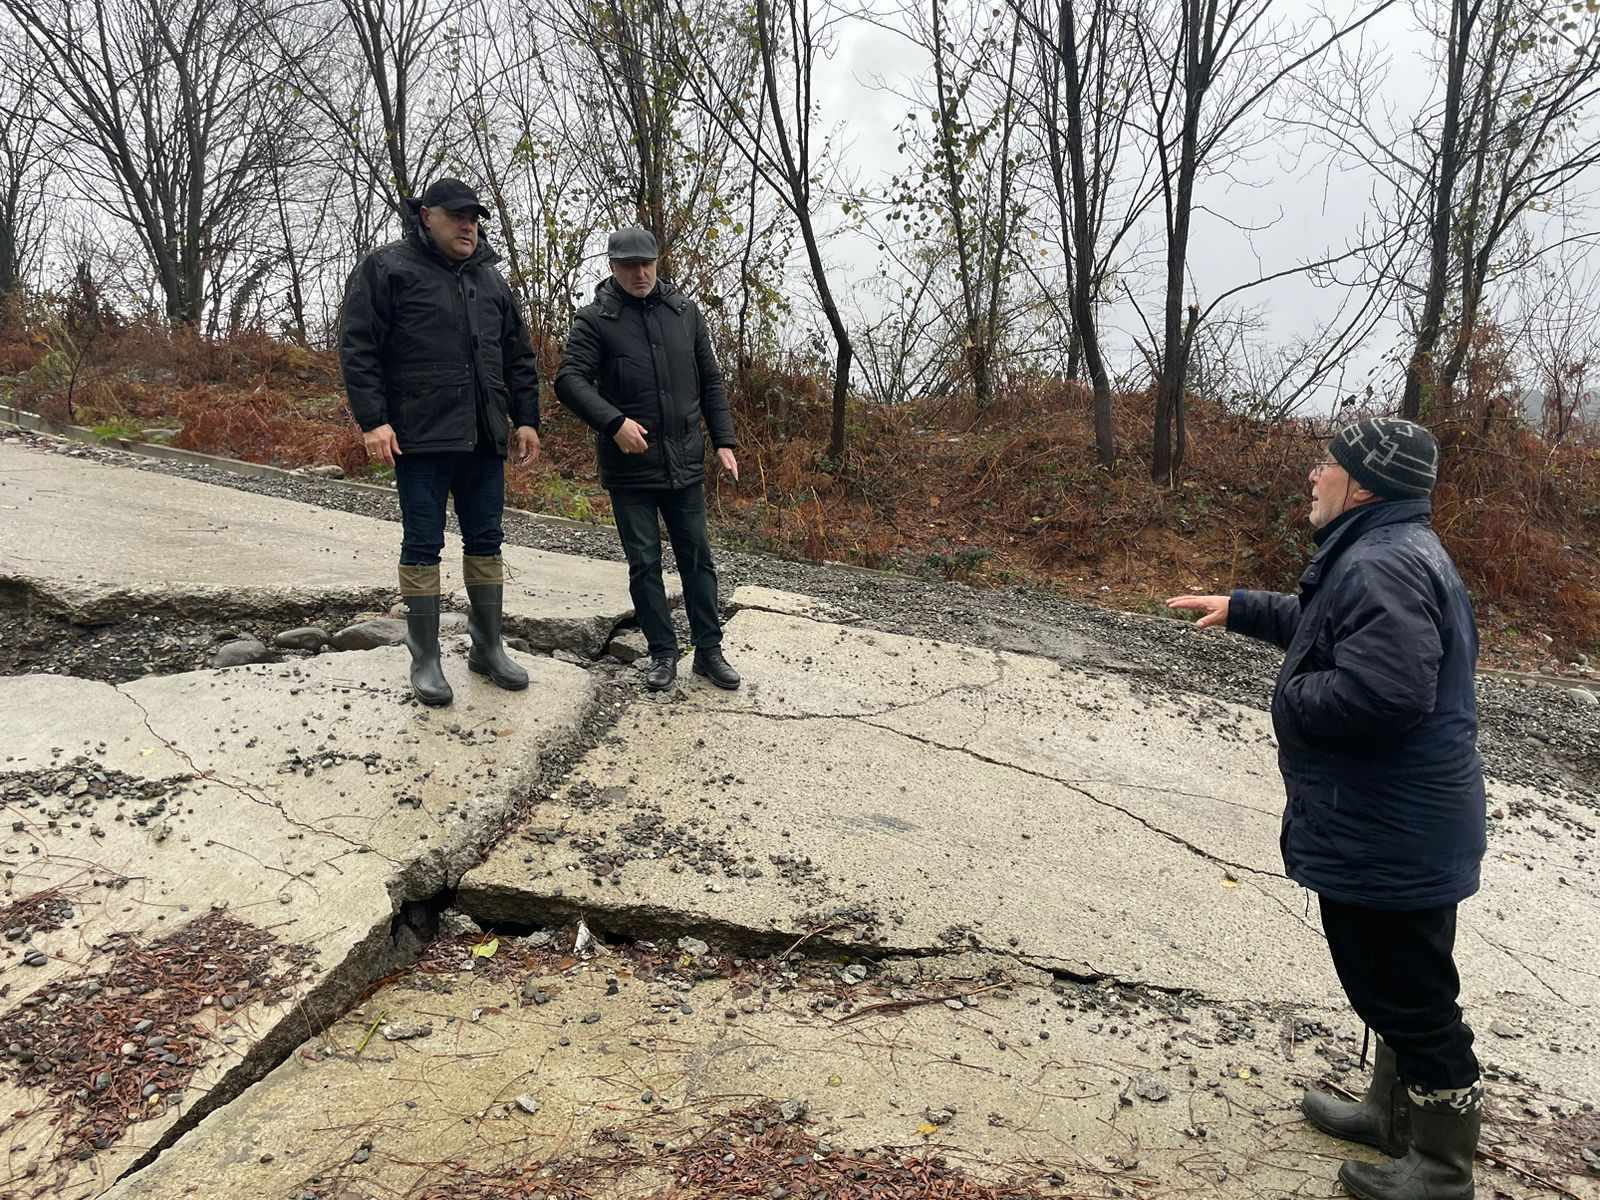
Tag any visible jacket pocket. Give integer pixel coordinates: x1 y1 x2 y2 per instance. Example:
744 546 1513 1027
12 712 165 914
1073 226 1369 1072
394 364 472 446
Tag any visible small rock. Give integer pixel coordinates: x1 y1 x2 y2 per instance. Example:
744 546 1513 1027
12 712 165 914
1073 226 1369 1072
943 998 964 1011
677 937 710 958
274 626 330 651
329 619 408 651
780 1098 808 1123
582 1011 601 1025
300 464 346 478
840 964 867 985
379 1022 432 1042
641 1088 655 1104
515 1093 540 1115
207 638 270 668
1568 687 1598 708
924 1106 955 1126
1489 1020 1523 1039
351 1144 370 1164
606 629 649 664
1133 1075 1170 1102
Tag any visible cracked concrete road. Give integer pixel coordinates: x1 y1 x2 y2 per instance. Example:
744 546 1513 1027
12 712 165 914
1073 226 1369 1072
0 649 591 1196
102 930 1597 1200
462 608 1600 1103
0 441 674 654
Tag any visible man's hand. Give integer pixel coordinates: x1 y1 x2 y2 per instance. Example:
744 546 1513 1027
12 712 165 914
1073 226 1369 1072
717 447 739 482
613 418 650 454
1167 594 1230 630
363 423 402 468
513 425 541 466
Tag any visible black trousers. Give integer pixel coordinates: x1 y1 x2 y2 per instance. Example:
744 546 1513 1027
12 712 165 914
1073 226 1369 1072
393 445 505 565
1320 896 1479 1090
609 484 722 655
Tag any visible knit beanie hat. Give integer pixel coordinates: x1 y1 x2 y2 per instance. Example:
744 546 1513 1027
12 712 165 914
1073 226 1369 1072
1329 418 1439 500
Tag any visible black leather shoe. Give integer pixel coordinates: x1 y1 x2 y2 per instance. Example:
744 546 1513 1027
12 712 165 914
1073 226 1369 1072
466 584 529 691
645 654 678 691
692 648 741 690
403 596 454 707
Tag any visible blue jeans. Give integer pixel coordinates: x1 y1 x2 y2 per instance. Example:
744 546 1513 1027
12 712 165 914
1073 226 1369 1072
394 446 505 565
610 485 722 655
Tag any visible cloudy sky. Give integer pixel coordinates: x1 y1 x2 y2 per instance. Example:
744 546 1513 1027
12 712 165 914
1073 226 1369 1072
794 0 1520 414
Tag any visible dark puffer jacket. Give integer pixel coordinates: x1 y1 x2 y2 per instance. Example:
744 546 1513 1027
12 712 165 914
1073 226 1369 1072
554 277 734 490
339 201 539 456
1227 499 1486 910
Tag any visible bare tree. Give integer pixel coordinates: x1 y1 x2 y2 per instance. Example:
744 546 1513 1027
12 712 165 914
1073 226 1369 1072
0 32 53 309
1133 0 1398 483
2 0 286 325
677 0 855 460
1014 0 1151 465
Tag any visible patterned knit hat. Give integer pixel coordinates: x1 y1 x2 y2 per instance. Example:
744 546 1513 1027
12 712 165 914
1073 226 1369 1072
1329 418 1439 500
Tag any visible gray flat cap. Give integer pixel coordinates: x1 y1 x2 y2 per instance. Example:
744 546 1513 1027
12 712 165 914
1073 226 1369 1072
607 226 659 262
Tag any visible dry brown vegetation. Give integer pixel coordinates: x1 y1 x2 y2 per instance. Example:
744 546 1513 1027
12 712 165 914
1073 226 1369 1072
5 319 1596 669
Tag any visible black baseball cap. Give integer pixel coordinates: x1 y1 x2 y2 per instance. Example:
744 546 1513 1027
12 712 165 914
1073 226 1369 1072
607 226 660 262
418 178 489 219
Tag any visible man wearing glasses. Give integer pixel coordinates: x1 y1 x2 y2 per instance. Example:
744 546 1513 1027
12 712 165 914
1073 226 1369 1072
340 178 541 706
1169 418 1485 1200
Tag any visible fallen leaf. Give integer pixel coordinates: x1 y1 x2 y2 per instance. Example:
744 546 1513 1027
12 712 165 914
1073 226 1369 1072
827 1074 843 1087
916 1122 940 1136
472 937 500 959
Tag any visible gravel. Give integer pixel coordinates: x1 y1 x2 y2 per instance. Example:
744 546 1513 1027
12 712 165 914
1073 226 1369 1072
5 431 1595 796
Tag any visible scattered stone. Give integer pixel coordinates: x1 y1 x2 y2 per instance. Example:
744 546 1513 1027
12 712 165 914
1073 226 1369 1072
300 464 346 479
840 964 868 985
207 638 270 669
1133 1075 1170 1102
924 1106 955 1127
379 1022 432 1042
677 937 710 958
515 1094 539 1115
329 619 408 651
780 1098 808 1123
274 626 330 651
606 629 649 664
1569 687 1598 708
581 1012 601 1025
1490 1019 1524 1039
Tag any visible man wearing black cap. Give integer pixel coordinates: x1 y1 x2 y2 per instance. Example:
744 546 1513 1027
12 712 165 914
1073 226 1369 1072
340 178 541 707
555 226 741 692
1168 418 1486 1200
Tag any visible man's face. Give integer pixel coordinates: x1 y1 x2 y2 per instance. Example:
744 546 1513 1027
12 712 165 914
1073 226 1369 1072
1307 456 1374 529
421 206 480 261
610 257 658 297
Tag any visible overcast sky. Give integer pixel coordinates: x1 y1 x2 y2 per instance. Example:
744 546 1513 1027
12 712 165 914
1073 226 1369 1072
797 0 1478 414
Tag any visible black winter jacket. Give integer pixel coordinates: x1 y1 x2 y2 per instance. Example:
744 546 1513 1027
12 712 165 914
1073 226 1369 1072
1227 500 1486 910
554 278 734 490
339 202 539 456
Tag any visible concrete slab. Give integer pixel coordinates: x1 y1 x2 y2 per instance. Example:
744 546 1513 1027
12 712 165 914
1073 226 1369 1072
0 441 672 654
0 648 592 1196
101 932 1596 1200
462 610 1598 1096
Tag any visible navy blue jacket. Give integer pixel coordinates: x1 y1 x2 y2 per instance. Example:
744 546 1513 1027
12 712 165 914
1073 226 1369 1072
1228 500 1486 909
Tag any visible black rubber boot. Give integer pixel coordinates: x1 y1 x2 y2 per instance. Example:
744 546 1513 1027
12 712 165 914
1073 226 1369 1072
404 594 454 707
1305 1038 1410 1157
692 647 741 690
645 654 678 691
466 583 529 691
1338 1098 1479 1200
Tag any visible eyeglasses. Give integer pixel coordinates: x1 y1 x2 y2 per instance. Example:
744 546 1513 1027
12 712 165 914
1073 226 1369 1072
1310 458 1339 475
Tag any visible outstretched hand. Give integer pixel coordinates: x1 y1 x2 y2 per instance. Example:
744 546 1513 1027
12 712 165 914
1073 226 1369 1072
1167 594 1230 630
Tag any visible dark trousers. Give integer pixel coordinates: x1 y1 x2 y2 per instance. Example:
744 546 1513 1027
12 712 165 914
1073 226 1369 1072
394 446 505 565
1320 896 1479 1090
610 484 721 655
